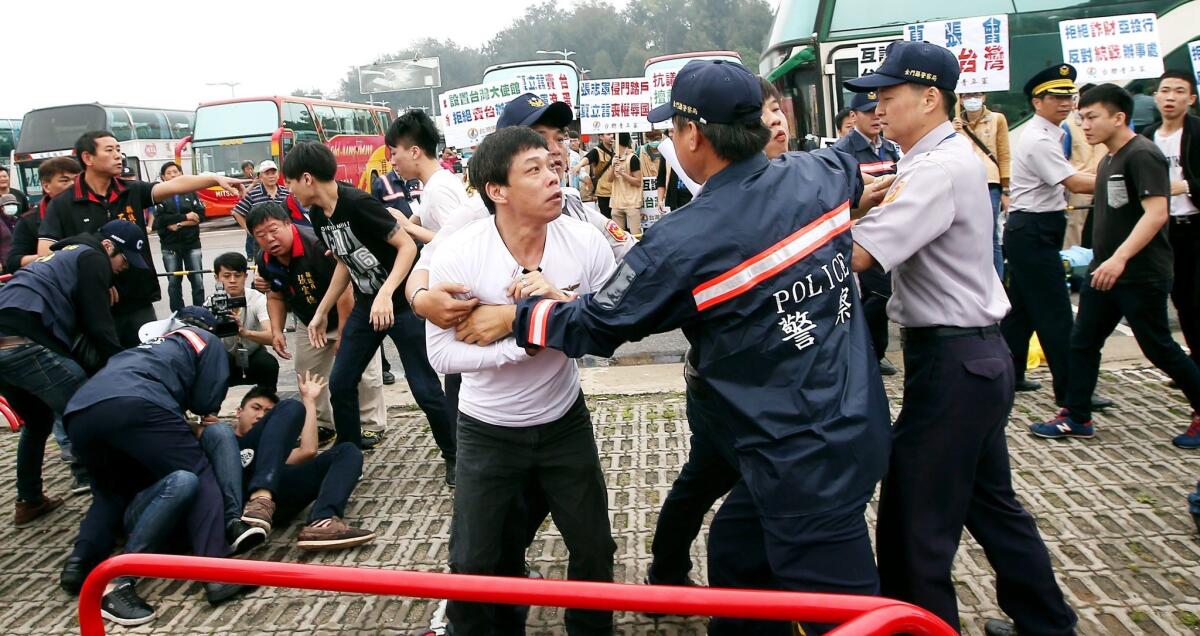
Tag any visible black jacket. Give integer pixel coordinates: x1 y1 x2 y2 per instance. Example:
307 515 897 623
152 191 206 250
1140 113 1200 211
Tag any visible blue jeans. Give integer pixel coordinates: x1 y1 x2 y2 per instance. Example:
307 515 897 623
989 184 1004 279
330 296 455 458
124 470 200 554
199 423 243 528
0 343 87 501
161 247 205 312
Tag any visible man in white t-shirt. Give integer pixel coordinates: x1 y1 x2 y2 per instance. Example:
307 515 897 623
386 110 469 233
1144 70 1200 372
212 252 279 391
425 127 616 634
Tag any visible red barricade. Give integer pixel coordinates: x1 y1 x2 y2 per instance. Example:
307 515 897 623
78 554 956 635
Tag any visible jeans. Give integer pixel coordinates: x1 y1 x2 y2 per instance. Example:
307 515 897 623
330 296 455 458
199 423 243 528
161 247 205 313
123 470 200 554
988 184 1004 278
1065 280 1200 422
0 343 87 502
1169 217 1200 366
447 395 615 636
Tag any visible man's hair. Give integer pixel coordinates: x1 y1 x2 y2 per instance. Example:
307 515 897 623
38 156 82 183
0 166 7 175
241 160 255 171
213 251 249 274
1079 83 1134 123
1159 70 1197 96
239 385 279 409
912 85 957 119
386 109 439 158
834 107 853 130
468 127 549 214
758 76 783 103
159 161 181 178
672 115 771 163
617 132 632 148
74 130 117 166
568 130 580 140
281 142 337 181
246 201 291 232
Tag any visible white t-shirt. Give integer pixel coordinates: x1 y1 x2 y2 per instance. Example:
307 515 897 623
1154 128 1198 217
221 287 270 354
417 169 469 232
425 215 616 427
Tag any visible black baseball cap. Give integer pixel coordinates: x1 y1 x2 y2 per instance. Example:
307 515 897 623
647 59 762 125
98 219 149 269
848 91 879 112
844 41 960 93
497 93 573 130
175 306 219 332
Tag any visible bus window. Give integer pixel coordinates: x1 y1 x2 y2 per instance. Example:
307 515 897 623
283 102 321 143
313 105 340 136
129 109 169 140
0 120 15 163
166 111 193 139
106 108 135 142
333 107 359 134
377 110 392 131
193 100 279 140
354 108 377 135
829 0 1011 35
16 105 107 154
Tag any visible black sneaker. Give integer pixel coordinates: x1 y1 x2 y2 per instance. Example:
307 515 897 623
1015 379 1042 392
205 582 254 606
444 459 456 487
228 520 267 555
878 357 898 376
984 619 1017 636
359 430 383 451
60 555 93 596
101 579 156 626
70 467 92 496
317 427 337 446
382 371 396 385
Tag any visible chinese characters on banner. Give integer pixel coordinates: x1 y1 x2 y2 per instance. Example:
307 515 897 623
856 41 900 75
579 78 653 134
641 176 662 230
905 15 1011 92
437 81 519 149
1189 40 1200 86
506 72 579 115
648 69 682 131
1059 13 1164 81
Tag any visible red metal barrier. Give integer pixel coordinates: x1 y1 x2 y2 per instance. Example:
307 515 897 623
78 554 956 635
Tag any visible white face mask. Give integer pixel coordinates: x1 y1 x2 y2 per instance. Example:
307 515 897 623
2 204 19 216
962 98 984 113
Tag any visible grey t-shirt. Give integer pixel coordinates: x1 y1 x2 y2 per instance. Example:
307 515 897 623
1010 114 1076 212
852 121 1010 328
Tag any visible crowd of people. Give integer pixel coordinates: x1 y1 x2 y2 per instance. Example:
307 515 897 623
0 39 1198 636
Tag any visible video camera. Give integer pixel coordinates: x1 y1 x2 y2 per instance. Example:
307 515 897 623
203 283 246 339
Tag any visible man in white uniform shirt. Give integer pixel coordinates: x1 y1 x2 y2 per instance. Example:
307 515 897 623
425 127 617 635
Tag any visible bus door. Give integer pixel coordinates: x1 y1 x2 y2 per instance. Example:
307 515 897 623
822 38 902 141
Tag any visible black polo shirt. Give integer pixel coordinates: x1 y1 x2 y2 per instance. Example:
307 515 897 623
39 175 161 312
256 224 339 329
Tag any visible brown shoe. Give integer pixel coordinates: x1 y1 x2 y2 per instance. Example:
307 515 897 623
296 517 376 551
15 493 64 526
240 496 275 533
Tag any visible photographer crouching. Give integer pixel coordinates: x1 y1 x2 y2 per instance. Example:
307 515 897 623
210 252 279 392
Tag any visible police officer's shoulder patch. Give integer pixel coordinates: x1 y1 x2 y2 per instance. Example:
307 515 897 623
605 220 629 243
881 178 908 206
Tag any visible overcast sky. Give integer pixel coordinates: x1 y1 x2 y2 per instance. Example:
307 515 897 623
6 0 627 117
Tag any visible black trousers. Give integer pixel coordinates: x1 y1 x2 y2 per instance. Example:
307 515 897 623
227 347 280 392
877 328 1075 635
1170 217 1200 366
859 264 892 359
447 395 615 636
596 196 611 218
113 305 158 349
1001 211 1073 401
1065 281 1200 422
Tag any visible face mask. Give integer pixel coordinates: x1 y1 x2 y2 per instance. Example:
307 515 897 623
2 204 18 216
648 140 660 150
963 98 984 113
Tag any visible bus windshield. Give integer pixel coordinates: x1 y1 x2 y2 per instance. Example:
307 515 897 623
191 140 272 177
193 100 280 140
482 62 580 108
16 105 106 153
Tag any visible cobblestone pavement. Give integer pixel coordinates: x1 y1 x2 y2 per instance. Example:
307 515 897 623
1 365 1198 635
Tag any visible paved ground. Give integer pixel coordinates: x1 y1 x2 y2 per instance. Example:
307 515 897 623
2 358 1198 635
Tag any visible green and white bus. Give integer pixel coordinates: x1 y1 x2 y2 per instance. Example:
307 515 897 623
760 0 1200 145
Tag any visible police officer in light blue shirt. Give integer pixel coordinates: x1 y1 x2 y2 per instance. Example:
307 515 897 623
847 41 1076 636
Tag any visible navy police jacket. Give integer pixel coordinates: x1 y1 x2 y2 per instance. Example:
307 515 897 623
66 326 229 417
833 130 901 178
371 171 415 217
514 151 891 515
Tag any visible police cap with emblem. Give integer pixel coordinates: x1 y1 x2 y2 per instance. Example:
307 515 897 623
1023 63 1078 98
848 91 879 112
98 219 149 269
646 59 763 125
843 40 960 92
497 92 574 129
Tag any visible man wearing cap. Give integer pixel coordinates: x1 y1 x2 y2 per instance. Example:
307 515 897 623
834 90 903 376
232 160 289 259
846 42 1076 635
37 131 248 347
0 220 145 526
1003 64 1105 410
459 60 893 633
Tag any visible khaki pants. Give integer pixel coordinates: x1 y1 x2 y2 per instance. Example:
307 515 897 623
612 208 642 235
292 317 387 432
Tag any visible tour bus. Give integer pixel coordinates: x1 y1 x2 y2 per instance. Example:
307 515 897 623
482 59 582 113
760 0 1200 144
0 118 21 169
12 104 193 203
177 96 393 217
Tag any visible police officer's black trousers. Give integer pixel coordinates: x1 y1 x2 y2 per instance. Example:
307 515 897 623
858 264 892 360
66 396 228 559
1001 211 1073 401
1169 217 1200 366
877 329 1076 635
